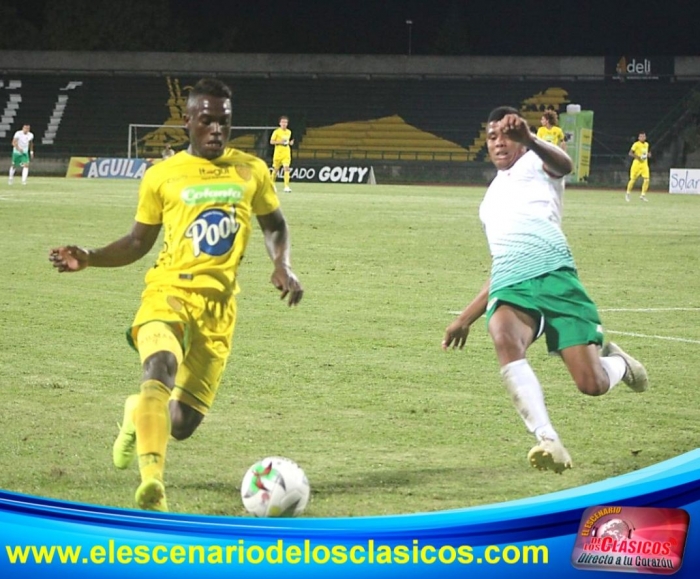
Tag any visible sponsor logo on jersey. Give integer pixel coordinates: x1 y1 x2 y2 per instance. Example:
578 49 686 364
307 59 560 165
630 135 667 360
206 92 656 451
198 166 232 179
185 208 239 256
181 184 244 205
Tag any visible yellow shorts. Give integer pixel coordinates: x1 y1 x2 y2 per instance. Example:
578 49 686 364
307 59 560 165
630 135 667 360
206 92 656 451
272 153 291 168
126 286 237 415
630 160 650 181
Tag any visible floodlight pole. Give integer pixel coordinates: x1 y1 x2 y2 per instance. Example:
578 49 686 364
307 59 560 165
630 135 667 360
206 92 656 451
406 20 413 56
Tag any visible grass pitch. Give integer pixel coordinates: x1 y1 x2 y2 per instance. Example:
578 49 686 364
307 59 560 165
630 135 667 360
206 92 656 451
0 178 698 516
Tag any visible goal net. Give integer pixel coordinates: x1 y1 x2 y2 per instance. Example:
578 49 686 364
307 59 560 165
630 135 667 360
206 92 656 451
127 124 277 159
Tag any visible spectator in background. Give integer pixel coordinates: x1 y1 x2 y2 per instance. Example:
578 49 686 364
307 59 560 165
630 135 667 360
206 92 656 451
269 116 294 193
626 132 651 202
9 124 34 185
537 110 567 151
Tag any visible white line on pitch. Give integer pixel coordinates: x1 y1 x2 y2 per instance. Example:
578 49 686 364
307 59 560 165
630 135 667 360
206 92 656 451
605 330 700 345
600 307 700 313
449 308 700 316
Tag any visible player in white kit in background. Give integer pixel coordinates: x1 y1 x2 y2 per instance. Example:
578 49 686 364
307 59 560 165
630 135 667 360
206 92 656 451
443 106 648 474
10 124 34 185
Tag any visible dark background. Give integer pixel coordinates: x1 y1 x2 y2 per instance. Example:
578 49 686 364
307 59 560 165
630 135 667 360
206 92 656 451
3 0 699 56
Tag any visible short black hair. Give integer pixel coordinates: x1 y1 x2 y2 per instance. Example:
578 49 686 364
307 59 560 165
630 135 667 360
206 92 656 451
488 106 519 123
189 78 232 100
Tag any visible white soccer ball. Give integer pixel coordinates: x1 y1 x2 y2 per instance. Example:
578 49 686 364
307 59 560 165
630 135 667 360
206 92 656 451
241 456 310 517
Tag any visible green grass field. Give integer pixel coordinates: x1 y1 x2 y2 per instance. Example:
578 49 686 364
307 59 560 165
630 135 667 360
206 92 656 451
0 178 698 517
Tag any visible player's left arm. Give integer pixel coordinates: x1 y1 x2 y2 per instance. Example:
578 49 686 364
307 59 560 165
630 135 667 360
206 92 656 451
257 209 303 306
557 128 567 151
29 136 34 157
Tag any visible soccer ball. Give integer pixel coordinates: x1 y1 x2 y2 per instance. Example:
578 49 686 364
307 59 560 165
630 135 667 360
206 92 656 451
241 456 310 517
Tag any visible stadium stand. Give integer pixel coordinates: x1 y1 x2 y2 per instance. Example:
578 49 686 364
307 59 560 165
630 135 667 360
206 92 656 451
2 74 696 167
297 115 472 161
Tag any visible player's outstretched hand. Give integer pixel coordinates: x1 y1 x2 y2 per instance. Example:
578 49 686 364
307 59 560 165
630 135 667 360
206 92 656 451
49 246 89 273
498 113 533 145
442 319 471 351
270 266 304 306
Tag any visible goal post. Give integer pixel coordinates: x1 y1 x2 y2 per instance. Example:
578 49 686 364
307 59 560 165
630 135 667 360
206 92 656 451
127 124 278 159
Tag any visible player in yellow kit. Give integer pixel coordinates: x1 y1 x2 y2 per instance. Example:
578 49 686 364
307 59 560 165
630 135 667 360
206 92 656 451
536 110 566 150
270 116 294 193
626 132 651 202
49 78 304 512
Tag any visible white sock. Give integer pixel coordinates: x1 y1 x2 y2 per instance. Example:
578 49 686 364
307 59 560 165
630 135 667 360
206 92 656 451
21 167 28 182
9 167 15 179
600 356 627 392
501 359 558 441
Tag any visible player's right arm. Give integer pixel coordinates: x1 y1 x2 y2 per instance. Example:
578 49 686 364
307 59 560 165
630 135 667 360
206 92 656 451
629 142 640 160
442 279 491 350
49 221 161 272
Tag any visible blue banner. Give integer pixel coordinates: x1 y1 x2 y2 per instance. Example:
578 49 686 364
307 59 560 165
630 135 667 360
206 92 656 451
1 450 699 577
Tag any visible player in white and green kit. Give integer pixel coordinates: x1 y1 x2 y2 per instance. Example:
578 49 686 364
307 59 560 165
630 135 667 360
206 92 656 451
443 106 648 474
10 124 34 185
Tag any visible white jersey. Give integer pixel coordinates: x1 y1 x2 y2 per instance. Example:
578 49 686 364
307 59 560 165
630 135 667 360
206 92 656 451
13 130 34 154
479 150 575 292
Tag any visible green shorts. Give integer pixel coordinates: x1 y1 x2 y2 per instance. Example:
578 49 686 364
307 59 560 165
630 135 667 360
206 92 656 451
12 151 29 167
485 267 604 353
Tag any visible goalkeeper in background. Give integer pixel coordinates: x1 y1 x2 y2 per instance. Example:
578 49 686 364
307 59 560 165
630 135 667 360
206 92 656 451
626 131 651 202
270 115 294 193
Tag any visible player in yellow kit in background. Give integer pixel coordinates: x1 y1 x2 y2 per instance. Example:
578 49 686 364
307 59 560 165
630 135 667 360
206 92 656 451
536 110 566 151
626 132 651 202
49 78 304 512
270 116 294 193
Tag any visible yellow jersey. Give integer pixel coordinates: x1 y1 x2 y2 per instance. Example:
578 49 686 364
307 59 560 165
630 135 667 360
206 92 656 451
536 125 566 146
135 148 280 295
630 141 650 164
271 128 293 154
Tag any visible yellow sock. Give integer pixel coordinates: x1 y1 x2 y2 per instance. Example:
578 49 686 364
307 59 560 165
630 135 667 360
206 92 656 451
133 379 171 482
642 179 649 195
284 171 290 187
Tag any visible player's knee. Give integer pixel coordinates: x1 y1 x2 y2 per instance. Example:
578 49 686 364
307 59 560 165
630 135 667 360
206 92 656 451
169 401 204 440
489 327 528 360
170 422 196 441
574 371 609 396
142 351 178 385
